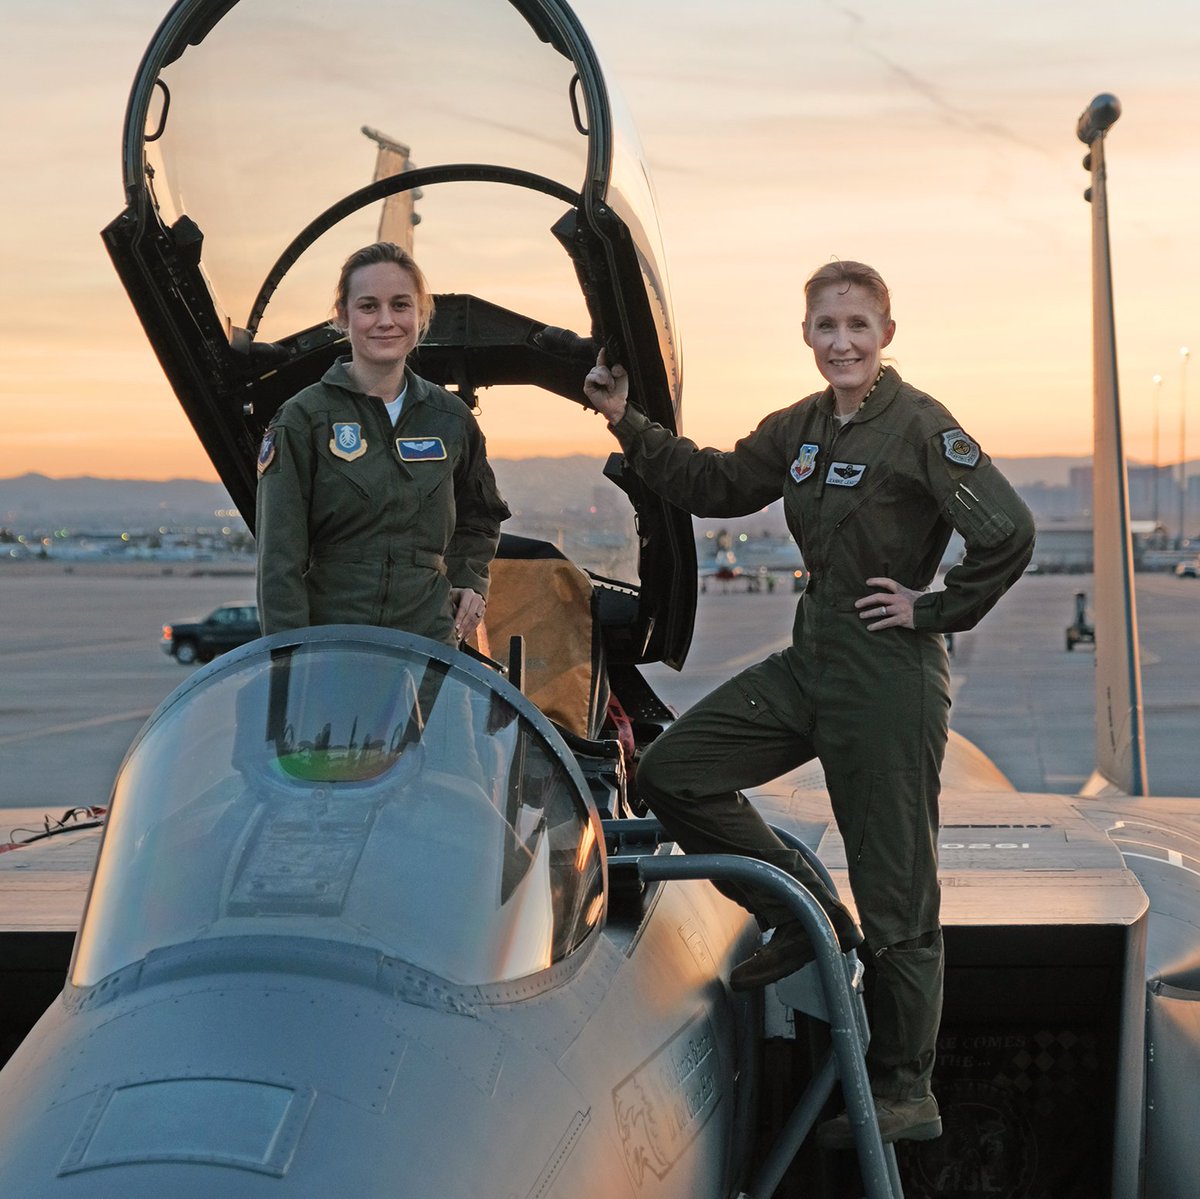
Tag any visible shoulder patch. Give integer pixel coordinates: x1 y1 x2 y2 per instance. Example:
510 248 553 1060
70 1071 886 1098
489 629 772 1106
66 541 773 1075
257 428 277 475
941 428 980 468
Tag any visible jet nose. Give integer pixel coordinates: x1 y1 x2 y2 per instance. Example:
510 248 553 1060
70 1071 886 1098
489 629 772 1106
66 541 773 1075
0 969 598 1198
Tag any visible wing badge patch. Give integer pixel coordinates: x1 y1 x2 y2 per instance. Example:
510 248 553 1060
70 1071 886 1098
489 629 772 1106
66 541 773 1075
396 437 447 462
825 461 867 487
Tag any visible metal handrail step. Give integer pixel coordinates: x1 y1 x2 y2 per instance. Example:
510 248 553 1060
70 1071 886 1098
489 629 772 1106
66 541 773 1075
600 818 903 1199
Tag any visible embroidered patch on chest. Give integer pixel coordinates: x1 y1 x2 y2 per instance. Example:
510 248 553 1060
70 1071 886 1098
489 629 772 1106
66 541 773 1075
789 443 820 483
257 428 277 475
396 437 447 462
329 422 367 462
942 428 980 467
825 461 867 486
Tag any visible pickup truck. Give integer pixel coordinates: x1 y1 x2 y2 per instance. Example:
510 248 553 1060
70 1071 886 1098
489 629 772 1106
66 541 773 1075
161 602 260 665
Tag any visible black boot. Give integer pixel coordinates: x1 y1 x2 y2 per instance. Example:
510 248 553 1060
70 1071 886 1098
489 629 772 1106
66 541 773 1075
816 929 945 1148
729 903 863 991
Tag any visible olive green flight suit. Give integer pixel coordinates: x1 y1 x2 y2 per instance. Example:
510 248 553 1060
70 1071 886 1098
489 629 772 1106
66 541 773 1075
256 360 510 644
611 366 1035 1101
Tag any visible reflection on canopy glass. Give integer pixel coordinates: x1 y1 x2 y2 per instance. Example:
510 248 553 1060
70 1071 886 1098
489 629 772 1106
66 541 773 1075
73 635 604 989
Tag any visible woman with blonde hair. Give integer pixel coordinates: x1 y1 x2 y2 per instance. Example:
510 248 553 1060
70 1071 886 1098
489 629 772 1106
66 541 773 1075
585 259 1034 1147
257 242 509 643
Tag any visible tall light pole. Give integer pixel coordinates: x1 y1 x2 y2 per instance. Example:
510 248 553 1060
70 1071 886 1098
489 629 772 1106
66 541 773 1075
1180 347 1190 548
1152 373 1163 538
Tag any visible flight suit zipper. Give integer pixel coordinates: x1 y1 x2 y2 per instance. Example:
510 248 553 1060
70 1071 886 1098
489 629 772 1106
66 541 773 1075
831 468 892 532
812 412 848 502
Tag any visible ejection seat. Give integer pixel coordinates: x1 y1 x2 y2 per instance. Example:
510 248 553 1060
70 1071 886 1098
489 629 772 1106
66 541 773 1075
471 534 628 817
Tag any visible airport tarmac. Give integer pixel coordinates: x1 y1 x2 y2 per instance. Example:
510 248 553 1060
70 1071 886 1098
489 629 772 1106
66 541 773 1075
646 568 1200 798
0 564 1196 821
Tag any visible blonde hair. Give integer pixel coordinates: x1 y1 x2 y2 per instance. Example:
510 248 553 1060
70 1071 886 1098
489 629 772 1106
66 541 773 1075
334 242 435 340
803 260 891 323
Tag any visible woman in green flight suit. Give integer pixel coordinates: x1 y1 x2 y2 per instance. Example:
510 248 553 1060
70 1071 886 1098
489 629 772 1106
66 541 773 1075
584 260 1035 1148
256 242 509 644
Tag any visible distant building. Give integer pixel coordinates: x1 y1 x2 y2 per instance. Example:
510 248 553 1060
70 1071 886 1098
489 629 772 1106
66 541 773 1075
1030 523 1093 573
1028 520 1180 573
1069 463 1196 543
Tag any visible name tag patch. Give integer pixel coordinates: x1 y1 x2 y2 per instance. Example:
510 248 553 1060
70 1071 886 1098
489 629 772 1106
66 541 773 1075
942 429 980 467
330 422 367 462
396 437 447 462
826 461 867 486
790 443 820 483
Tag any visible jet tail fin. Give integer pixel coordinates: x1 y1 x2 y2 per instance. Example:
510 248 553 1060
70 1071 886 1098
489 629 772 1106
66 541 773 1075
1077 94 1149 798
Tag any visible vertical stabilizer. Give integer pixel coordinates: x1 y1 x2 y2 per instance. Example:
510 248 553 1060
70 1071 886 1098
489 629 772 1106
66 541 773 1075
1077 95 1149 797
362 126 421 253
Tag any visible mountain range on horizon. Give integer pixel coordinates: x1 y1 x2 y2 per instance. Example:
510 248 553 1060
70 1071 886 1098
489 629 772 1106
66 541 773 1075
0 458 615 532
1 453 1191 533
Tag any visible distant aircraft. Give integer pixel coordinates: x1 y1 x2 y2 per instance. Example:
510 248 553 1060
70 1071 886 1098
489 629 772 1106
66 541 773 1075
698 531 804 594
699 531 746 591
700 550 743 587
0 1 1197 1192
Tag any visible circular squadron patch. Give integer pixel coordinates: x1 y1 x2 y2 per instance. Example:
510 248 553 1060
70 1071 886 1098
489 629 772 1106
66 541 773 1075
942 428 980 467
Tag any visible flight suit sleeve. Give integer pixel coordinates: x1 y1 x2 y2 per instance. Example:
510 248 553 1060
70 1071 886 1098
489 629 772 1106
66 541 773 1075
446 421 510 598
610 405 789 516
911 430 1036 634
255 417 315 634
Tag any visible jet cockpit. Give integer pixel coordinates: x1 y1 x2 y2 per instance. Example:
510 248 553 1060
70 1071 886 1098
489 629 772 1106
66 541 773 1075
105 0 696 667
71 627 606 995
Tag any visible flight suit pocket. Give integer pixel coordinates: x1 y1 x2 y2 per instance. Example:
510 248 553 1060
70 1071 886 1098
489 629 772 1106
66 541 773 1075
320 457 371 503
830 463 895 530
405 451 453 499
732 676 772 722
945 486 1015 548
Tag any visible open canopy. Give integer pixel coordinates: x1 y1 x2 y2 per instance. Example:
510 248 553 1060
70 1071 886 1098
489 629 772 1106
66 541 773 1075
105 0 696 665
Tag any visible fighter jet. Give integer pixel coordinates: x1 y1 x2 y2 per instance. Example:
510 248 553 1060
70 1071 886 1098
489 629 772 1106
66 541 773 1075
0 2 770 1195
1 0 1200 1192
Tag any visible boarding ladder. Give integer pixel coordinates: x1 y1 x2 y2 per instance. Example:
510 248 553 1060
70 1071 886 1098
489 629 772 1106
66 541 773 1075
604 820 904 1199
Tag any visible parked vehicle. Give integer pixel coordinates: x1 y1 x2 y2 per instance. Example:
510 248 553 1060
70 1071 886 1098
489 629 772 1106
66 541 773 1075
1174 559 1199 578
161 602 259 665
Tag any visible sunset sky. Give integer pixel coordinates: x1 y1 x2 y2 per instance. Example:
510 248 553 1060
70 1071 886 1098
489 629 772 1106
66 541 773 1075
2 0 1198 480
